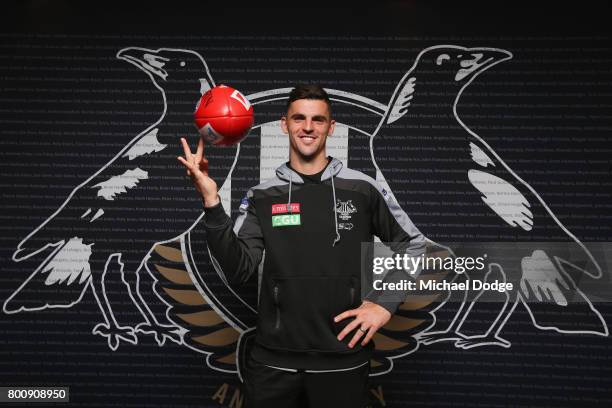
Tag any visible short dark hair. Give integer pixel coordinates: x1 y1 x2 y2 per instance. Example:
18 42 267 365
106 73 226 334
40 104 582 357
286 84 332 116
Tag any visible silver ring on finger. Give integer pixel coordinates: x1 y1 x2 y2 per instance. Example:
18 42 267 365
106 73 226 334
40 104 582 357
359 327 368 333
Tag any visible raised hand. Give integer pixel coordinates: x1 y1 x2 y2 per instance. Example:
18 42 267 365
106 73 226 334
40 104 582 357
177 137 220 208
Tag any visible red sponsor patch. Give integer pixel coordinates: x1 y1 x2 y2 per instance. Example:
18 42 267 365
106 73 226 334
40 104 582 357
272 203 301 214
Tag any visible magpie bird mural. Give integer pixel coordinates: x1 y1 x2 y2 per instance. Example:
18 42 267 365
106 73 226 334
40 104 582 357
5 45 607 378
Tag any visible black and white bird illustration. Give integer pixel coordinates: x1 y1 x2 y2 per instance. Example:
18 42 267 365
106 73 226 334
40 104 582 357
3 47 239 350
370 45 608 349
6 43 606 377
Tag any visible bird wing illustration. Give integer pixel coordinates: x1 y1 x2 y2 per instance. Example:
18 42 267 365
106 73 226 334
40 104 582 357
4 127 162 313
3 236 94 313
465 138 601 277
519 249 608 335
143 237 248 373
467 166 533 231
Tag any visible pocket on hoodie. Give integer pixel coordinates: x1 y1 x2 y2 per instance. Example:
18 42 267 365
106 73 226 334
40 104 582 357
328 275 361 337
262 275 361 353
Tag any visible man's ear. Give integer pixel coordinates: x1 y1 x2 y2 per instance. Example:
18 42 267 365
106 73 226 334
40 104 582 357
328 119 336 136
280 116 288 134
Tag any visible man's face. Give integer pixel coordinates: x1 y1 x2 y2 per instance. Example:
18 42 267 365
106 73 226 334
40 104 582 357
281 99 335 161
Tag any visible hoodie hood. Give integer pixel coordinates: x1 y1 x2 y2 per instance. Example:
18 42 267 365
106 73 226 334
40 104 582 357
275 157 343 183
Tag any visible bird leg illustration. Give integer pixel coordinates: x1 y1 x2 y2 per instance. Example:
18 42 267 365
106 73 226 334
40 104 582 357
91 254 138 350
132 271 183 346
453 264 512 349
416 271 470 345
117 253 183 346
418 264 512 348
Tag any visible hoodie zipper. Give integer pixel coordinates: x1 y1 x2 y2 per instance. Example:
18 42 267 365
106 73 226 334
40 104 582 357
273 285 280 330
350 283 356 306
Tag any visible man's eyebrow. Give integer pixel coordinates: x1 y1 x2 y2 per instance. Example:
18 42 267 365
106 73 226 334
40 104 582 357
290 113 328 121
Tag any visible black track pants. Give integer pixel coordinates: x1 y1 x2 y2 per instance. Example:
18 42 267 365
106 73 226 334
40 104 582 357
243 354 371 408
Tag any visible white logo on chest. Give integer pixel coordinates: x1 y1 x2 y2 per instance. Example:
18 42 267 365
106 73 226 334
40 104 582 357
336 199 357 221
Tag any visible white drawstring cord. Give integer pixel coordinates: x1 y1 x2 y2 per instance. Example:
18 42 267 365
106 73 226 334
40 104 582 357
331 174 341 247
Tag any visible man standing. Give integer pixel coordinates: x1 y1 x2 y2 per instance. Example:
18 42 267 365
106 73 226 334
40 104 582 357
178 84 425 407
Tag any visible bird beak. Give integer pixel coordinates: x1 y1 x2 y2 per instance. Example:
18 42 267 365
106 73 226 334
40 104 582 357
455 48 512 82
117 47 169 81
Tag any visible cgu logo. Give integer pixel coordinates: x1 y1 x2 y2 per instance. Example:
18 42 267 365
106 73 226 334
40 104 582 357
272 214 301 227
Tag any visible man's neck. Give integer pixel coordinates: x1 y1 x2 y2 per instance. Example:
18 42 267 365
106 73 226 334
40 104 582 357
289 151 329 175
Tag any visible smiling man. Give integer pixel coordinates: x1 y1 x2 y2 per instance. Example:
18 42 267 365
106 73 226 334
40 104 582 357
178 84 425 407
284 96 334 168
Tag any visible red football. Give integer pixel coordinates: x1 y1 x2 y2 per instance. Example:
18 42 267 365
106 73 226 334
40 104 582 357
193 84 254 146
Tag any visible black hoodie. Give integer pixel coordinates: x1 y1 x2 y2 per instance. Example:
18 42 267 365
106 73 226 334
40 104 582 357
203 157 425 370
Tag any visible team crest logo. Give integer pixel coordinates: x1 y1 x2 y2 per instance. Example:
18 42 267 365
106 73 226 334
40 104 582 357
336 199 357 221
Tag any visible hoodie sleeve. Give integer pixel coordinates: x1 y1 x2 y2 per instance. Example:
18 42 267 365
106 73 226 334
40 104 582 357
364 183 426 315
203 192 264 286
